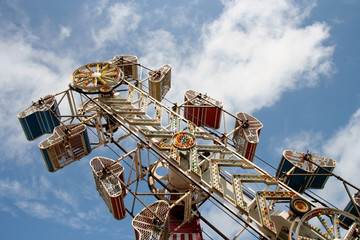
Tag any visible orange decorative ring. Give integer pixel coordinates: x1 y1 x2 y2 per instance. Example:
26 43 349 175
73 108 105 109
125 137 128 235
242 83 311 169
172 132 196 150
71 62 124 94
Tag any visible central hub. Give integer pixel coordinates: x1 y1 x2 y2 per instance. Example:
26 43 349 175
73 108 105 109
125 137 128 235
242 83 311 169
92 72 101 77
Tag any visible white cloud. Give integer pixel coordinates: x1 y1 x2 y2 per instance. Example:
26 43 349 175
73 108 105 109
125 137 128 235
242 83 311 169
139 29 181 69
274 130 324 156
16 200 54 219
92 0 110 16
0 202 17 217
322 108 360 189
171 0 334 113
202 205 239 238
53 189 78 208
38 175 51 191
0 175 101 230
331 17 345 24
59 25 71 40
201 202 258 239
0 25 77 165
91 2 141 48
15 199 99 230
0 9 115 232
4 0 31 31
0 178 35 199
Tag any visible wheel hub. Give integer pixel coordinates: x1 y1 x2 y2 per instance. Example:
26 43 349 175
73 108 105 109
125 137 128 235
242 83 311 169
92 72 101 77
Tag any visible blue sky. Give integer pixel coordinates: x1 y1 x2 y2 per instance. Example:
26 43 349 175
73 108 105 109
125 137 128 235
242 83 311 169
0 0 359 239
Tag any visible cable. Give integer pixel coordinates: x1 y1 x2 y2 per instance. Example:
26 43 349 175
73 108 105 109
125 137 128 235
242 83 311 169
201 229 214 240
205 198 260 239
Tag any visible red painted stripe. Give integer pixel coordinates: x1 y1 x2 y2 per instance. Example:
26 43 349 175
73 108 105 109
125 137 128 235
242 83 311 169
170 233 203 240
111 195 126 220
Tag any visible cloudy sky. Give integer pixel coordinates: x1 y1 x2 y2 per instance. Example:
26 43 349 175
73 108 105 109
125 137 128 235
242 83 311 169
0 0 359 239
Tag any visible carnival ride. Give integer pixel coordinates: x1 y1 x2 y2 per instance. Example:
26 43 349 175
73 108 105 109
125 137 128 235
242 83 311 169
18 55 360 239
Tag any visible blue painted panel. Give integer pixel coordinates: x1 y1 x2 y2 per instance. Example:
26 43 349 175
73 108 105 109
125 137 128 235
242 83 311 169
275 155 290 178
82 127 92 154
276 156 313 193
18 98 61 141
40 148 55 172
19 113 43 141
308 166 334 189
287 167 313 193
339 200 360 228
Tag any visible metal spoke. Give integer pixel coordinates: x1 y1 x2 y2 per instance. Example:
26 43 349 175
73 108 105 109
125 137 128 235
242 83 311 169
331 213 341 239
316 214 335 239
86 64 94 73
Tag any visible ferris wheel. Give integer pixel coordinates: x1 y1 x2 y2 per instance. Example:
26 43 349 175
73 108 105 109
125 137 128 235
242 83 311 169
17 55 360 240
